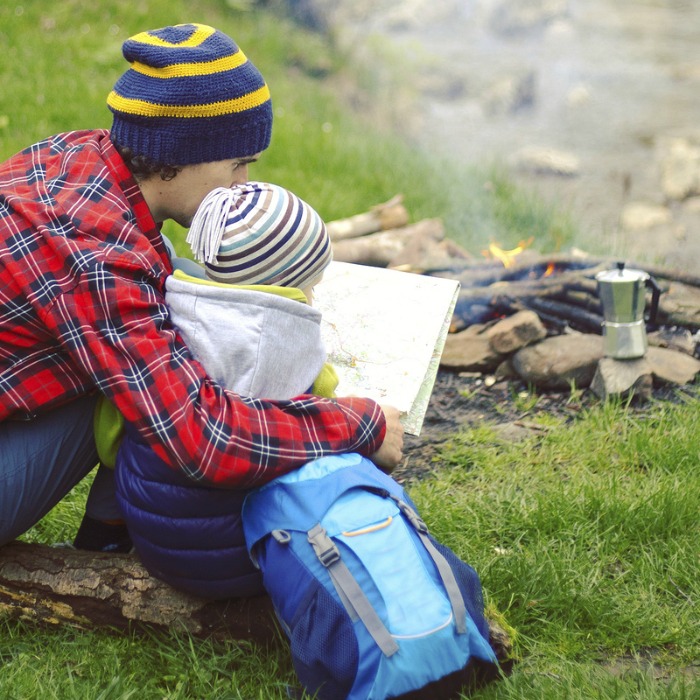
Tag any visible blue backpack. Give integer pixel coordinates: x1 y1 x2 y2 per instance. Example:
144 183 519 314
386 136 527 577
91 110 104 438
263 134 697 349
242 453 498 700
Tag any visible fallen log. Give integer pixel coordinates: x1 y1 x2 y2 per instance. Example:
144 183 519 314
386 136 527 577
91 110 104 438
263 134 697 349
0 541 277 644
0 542 513 663
326 194 409 242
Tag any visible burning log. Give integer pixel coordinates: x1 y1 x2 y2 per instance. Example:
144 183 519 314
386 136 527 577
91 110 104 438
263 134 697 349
555 284 604 314
435 254 607 289
438 253 700 336
496 295 604 334
449 264 608 332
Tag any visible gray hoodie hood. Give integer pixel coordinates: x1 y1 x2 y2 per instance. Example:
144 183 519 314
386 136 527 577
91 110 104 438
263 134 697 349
165 274 327 400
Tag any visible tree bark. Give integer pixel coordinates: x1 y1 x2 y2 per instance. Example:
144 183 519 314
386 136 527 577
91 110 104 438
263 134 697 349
0 542 513 662
0 541 276 645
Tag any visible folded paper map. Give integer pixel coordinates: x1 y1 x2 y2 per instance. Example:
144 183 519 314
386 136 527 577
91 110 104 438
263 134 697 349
313 261 460 436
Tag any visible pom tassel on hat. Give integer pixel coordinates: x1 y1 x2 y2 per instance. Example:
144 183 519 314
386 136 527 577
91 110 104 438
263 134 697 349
187 188 236 264
186 182 333 290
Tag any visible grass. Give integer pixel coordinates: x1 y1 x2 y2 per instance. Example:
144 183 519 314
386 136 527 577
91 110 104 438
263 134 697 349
409 391 700 698
10 391 700 699
1 1 698 698
0 621 296 700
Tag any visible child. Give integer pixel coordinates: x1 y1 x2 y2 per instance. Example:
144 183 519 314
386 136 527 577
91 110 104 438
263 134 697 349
98 181 336 598
107 185 498 700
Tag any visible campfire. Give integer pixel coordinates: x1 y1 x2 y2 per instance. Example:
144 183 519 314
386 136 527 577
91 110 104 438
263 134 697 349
326 196 700 400
444 252 608 332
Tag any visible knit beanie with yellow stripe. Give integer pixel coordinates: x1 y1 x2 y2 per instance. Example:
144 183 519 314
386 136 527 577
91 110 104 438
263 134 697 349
107 23 272 165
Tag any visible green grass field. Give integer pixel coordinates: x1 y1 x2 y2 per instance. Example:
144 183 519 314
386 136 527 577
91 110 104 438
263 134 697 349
1 1 698 698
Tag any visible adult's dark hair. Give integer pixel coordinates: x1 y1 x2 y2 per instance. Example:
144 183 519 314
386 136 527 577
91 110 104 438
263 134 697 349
115 144 181 182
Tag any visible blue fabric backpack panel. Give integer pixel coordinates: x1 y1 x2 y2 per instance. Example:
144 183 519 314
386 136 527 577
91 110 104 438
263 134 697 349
243 453 498 700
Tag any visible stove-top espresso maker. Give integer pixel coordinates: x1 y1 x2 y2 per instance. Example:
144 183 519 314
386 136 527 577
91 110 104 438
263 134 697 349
595 262 661 359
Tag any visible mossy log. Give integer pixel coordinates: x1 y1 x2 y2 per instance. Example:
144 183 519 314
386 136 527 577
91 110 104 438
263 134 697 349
0 541 514 664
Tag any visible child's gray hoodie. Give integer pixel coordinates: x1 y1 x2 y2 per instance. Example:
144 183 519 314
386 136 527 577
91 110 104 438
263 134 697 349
165 272 327 400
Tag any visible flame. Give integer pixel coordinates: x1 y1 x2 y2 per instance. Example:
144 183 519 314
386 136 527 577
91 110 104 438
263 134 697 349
482 237 534 268
544 262 556 277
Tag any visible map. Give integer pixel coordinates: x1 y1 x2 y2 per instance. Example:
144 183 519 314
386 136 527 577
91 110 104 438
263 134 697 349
313 262 460 435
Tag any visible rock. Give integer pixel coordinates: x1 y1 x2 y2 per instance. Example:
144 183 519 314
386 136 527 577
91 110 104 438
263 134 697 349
494 356 520 381
381 0 463 31
441 327 504 372
591 347 699 400
620 201 673 231
490 0 569 36
590 357 653 401
566 83 591 107
647 328 697 356
492 421 535 443
657 281 700 328
646 346 700 385
659 136 700 201
416 71 469 101
511 333 604 389
483 71 536 115
512 146 580 177
682 195 700 213
486 310 547 354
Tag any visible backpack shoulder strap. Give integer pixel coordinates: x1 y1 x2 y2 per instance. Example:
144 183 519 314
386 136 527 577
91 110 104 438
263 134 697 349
392 497 468 635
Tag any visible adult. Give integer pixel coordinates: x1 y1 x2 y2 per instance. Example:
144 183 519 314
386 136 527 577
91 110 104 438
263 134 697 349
0 23 403 551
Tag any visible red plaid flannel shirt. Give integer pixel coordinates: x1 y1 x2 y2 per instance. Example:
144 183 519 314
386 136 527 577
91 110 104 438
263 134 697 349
0 130 385 486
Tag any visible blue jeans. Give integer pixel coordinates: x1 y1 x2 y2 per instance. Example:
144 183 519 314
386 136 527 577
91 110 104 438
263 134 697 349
0 396 121 546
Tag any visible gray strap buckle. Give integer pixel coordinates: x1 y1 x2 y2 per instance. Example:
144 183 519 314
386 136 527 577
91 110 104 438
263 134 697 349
307 523 340 567
395 499 429 533
307 522 399 657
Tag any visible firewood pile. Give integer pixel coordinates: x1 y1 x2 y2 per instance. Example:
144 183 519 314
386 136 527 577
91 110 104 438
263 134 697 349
328 195 700 398
328 194 700 334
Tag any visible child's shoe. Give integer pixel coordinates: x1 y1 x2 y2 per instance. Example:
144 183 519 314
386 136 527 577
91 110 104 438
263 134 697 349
72 515 133 553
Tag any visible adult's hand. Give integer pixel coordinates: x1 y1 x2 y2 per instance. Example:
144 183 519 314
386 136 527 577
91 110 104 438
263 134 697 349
369 405 404 474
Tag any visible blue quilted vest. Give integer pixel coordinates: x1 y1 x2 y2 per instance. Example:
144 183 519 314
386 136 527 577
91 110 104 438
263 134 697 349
115 426 263 599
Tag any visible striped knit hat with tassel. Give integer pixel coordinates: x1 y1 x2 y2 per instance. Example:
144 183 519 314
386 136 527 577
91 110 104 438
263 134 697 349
187 182 333 289
107 23 272 165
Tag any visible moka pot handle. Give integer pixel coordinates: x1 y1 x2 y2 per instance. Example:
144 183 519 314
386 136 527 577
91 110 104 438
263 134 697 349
645 276 661 326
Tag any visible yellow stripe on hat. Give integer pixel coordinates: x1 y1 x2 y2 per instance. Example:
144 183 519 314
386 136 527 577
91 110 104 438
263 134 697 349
107 84 271 118
129 23 215 49
130 50 247 79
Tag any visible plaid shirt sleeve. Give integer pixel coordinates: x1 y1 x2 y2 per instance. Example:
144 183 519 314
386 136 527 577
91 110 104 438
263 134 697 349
0 131 386 487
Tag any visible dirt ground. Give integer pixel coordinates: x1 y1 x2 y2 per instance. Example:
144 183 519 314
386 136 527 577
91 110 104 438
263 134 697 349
394 368 698 485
